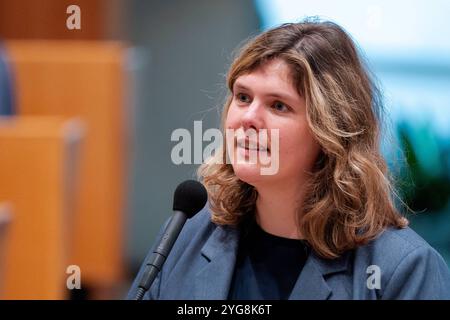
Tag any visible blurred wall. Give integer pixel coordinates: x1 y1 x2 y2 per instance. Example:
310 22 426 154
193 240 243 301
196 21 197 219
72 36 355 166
125 0 260 270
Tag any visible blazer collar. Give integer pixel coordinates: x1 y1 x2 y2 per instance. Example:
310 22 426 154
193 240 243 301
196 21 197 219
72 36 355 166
194 225 240 299
194 223 352 300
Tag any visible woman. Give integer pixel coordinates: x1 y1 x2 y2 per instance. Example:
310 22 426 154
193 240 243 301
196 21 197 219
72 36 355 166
129 19 450 299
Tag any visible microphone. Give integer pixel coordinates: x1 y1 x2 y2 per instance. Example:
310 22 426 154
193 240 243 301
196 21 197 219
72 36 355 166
134 180 208 300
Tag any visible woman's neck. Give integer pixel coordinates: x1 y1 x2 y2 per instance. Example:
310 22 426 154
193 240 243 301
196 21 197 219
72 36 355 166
254 180 306 240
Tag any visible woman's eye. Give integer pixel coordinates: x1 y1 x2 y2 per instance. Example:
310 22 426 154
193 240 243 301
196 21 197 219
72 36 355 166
236 93 251 103
272 101 289 112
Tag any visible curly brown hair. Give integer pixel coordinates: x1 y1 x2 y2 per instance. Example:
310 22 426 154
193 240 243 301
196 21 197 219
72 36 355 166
198 19 408 259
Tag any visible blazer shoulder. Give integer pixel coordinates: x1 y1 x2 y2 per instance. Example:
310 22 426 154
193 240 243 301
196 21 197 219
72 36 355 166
360 226 443 268
178 204 217 239
162 204 217 265
373 226 432 253
355 226 450 299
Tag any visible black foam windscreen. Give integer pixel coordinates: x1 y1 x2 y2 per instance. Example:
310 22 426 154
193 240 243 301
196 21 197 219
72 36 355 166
172 180 208 218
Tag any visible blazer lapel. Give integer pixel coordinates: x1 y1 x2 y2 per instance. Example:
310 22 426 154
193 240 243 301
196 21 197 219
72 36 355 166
194 225 240 299
289 251 352 300
193 221 352 300
288 255 332 300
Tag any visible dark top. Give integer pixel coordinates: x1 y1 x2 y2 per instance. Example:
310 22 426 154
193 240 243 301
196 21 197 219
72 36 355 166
228 216 310 300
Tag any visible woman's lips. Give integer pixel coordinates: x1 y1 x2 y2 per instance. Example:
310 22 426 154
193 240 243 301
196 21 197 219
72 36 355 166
236 138 270 152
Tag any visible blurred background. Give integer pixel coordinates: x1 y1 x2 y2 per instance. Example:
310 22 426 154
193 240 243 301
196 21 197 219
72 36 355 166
0 0 448 299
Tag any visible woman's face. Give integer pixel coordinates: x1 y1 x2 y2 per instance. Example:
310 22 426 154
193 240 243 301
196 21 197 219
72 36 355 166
225 58 321 187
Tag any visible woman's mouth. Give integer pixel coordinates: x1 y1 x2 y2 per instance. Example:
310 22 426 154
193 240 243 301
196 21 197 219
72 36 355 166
236 139 270 153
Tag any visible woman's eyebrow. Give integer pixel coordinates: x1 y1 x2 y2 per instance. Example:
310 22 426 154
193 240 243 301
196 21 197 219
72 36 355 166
233 82 298 102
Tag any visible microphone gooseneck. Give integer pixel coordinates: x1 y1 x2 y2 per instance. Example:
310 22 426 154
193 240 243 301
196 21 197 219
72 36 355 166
134 180 207 300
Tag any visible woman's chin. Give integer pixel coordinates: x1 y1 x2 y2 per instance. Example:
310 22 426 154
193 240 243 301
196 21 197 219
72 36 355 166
233 163 268 185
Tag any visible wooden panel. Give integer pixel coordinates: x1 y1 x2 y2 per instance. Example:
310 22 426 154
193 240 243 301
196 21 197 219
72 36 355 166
0 0 124 40
5 40 127 288
0 202 13 298
0 116 83 299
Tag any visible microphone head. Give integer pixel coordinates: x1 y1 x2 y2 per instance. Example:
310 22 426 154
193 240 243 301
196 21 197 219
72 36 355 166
173 180 208 218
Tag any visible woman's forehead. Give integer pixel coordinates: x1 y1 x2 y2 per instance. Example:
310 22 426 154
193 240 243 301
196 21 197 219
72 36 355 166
239 59 293 82
234 59 301 100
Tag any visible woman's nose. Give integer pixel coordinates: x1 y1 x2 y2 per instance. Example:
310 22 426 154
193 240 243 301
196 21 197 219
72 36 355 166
240 101 265 131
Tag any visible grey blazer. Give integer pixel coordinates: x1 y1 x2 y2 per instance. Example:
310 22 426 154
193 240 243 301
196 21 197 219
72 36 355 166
128 205 450 300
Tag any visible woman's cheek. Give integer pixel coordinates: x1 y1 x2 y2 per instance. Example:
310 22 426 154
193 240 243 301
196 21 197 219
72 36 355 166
225 107 239 128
